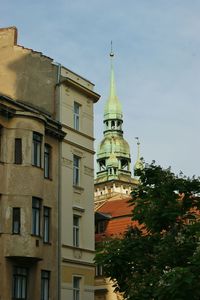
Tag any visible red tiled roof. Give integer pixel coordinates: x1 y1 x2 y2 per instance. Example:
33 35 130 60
97 198 132 218
95 198 138 242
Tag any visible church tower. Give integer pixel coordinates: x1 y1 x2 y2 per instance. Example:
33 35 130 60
94 48 138 204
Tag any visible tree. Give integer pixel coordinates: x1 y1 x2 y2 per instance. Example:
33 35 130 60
95 162 200 300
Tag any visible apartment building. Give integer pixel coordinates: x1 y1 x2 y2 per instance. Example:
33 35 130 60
0 94 65 299
0 26 100 299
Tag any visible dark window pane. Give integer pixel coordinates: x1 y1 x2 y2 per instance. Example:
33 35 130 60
43 207 50 243
44 144 51 178
32 197 41 236
41 270 50 300
32 132 42 167
73 155 80 186
13 267 28 300
15 139 22 164
13 208 20 234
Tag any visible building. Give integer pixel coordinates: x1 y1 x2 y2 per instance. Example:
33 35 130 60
0 26 100 299
94 51 142 300
58 62 100 300
0 94 65 299
94 49 138 208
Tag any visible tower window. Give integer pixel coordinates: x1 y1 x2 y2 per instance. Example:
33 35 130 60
121 159 129 171
99 159 106 171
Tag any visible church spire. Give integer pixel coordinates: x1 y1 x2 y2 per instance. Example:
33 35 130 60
134 137 144 173
104 43 123 122
96 46 132 182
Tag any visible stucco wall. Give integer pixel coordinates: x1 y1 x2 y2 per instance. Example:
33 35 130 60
0 27 57 116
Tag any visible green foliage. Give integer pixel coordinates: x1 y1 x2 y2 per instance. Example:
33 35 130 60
95 162 200 300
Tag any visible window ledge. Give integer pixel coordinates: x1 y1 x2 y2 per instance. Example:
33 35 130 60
73 185 84 194
43 241 52 245
44 176 53 181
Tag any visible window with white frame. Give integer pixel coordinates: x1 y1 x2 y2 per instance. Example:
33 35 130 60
43 207 50 243
73 215 80 247
73 155 80 186
73 276 81 300
73 102 80 130
32 197 41 236
32 132 42 167
13 267 28 300
41 270 50 300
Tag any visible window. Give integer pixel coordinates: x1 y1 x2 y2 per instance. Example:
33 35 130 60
41 270 50 300
32 132 42 167
15 138 22 164
73 276 81 300
43 207 50 243
95 221 106 234
95 264 104 277
32 197 41 236
12 208 20 234
13 267 28 300
0 126 2 161
73 215 80 247
73 155 80 186
44 144 51 179
74 102 80 130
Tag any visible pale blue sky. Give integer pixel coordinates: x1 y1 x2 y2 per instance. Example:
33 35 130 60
2 0 200 176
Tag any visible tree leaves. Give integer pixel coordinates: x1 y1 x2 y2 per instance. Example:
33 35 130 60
95 162 200 300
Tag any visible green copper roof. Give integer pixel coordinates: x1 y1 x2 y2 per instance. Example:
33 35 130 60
96 50 132 182
104 54 123 121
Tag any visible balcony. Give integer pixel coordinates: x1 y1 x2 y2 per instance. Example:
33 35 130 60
3 234 43 261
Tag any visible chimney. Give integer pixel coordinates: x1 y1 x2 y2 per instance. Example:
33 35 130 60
0 26 18 48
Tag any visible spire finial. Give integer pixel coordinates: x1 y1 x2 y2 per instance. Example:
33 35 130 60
134 137 144 174
135 137 141 161
110 40 114 57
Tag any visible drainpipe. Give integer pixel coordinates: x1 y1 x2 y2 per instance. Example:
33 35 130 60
54 62 62 300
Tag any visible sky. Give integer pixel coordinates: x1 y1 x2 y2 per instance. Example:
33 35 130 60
2 0 200 177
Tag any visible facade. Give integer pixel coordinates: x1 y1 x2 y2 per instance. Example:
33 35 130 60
94 52 142 300
0 94 65 299
59 66 100 299
0 26 100 299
